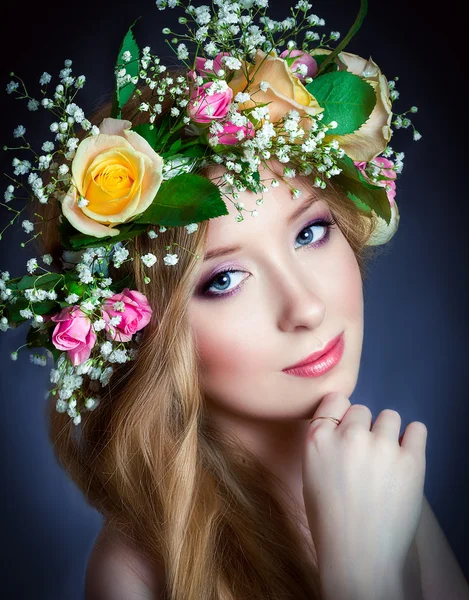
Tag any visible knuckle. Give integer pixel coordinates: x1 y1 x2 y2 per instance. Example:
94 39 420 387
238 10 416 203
342 424 366 443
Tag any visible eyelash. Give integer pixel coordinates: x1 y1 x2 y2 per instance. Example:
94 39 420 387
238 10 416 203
201 214 338 299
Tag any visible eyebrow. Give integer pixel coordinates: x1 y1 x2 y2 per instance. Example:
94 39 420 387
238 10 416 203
203 193 320 262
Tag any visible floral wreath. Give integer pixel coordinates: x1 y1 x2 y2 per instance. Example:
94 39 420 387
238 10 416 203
0 0 421 425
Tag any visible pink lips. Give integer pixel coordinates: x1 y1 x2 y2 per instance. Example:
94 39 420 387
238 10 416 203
282 332 345 377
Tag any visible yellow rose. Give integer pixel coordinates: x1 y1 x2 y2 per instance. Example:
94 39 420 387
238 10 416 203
312 50 393 162
228 49 323 126
62 118 163 238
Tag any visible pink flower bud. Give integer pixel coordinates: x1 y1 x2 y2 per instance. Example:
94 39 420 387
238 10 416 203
354 157 397 205
187 82 233 124
217 120 255 145
280 49 318 81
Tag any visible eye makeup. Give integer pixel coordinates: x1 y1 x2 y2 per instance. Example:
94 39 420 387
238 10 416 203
198 213 338 299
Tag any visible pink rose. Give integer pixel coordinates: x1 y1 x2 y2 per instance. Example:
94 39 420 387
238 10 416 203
51 306 97 366
355 157 396 205
187 81 233 124
217 120 255 145
280 49 318 82
102 288 152 342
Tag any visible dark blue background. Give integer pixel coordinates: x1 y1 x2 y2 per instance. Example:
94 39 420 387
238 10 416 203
1 1 467 598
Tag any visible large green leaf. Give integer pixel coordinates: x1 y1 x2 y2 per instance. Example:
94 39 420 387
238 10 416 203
111 22 140 119
306 71 376 134
135 174 228 227
335 155 391 224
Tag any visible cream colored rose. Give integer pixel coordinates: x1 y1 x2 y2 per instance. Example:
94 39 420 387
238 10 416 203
229 49 323 126
312 49 393 162
62 118 163 238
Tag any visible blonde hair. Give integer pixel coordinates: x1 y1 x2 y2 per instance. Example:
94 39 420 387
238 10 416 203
35 85 381 599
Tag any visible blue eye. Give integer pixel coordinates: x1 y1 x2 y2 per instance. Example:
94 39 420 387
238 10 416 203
201 215 338 299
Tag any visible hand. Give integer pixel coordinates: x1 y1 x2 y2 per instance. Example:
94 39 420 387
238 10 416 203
302 392 428 592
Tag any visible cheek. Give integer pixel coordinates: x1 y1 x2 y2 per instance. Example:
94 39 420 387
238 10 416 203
191 308 266 378
324 237 363 323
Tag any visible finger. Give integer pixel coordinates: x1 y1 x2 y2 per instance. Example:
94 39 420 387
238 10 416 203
371 408 401 441
400 421 428 455
339 403 373 430
309 392 350 430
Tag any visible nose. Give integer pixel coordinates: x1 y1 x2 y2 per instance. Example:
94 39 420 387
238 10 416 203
273 265 326 332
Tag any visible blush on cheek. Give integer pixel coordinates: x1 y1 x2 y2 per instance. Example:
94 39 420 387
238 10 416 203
195 328 265 379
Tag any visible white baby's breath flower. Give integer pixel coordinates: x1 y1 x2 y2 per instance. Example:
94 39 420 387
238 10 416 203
39 72 52 85
42 254 53 265
13 125 26 138
148 230 158 239
80 300 95 312
19 308 34 319
100 341 113 358
100 366 114 386
185 223 198 234
6 81 19 94
28 99 40 111
85 397 100 410
163 253 179 266
26 258 38 274
112 301 125 312
65 293 80 304
141 252 158 268
22 220 34 234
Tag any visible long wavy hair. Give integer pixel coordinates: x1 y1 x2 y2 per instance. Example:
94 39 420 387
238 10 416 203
35 84 382 599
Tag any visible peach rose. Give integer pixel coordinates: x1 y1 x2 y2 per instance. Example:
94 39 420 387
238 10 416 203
228 49 323 126
62 118 164 238
313 50 393 162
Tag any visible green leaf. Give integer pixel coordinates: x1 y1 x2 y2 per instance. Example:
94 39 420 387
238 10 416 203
66 223 149 250
17 273 63 291
316 0 368 76
135 173 228 227
111 21 141 119
345 192 373 215
7 299 59 323
168 139 183 155
132 123 157 148
306 71 376 134
26 327 62 361
313 54 338 74
334 155 391 224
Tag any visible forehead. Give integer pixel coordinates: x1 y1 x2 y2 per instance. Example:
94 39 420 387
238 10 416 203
203 162 328 250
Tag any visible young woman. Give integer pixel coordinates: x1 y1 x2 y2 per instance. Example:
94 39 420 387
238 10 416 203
1 1 468 598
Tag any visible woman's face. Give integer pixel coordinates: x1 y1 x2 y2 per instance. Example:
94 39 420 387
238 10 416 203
187 163 364 424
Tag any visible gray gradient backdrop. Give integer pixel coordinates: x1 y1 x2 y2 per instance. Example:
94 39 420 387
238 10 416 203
0 1 467 598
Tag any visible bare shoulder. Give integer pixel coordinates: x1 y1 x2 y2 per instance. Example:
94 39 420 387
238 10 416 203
85 521 166 600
